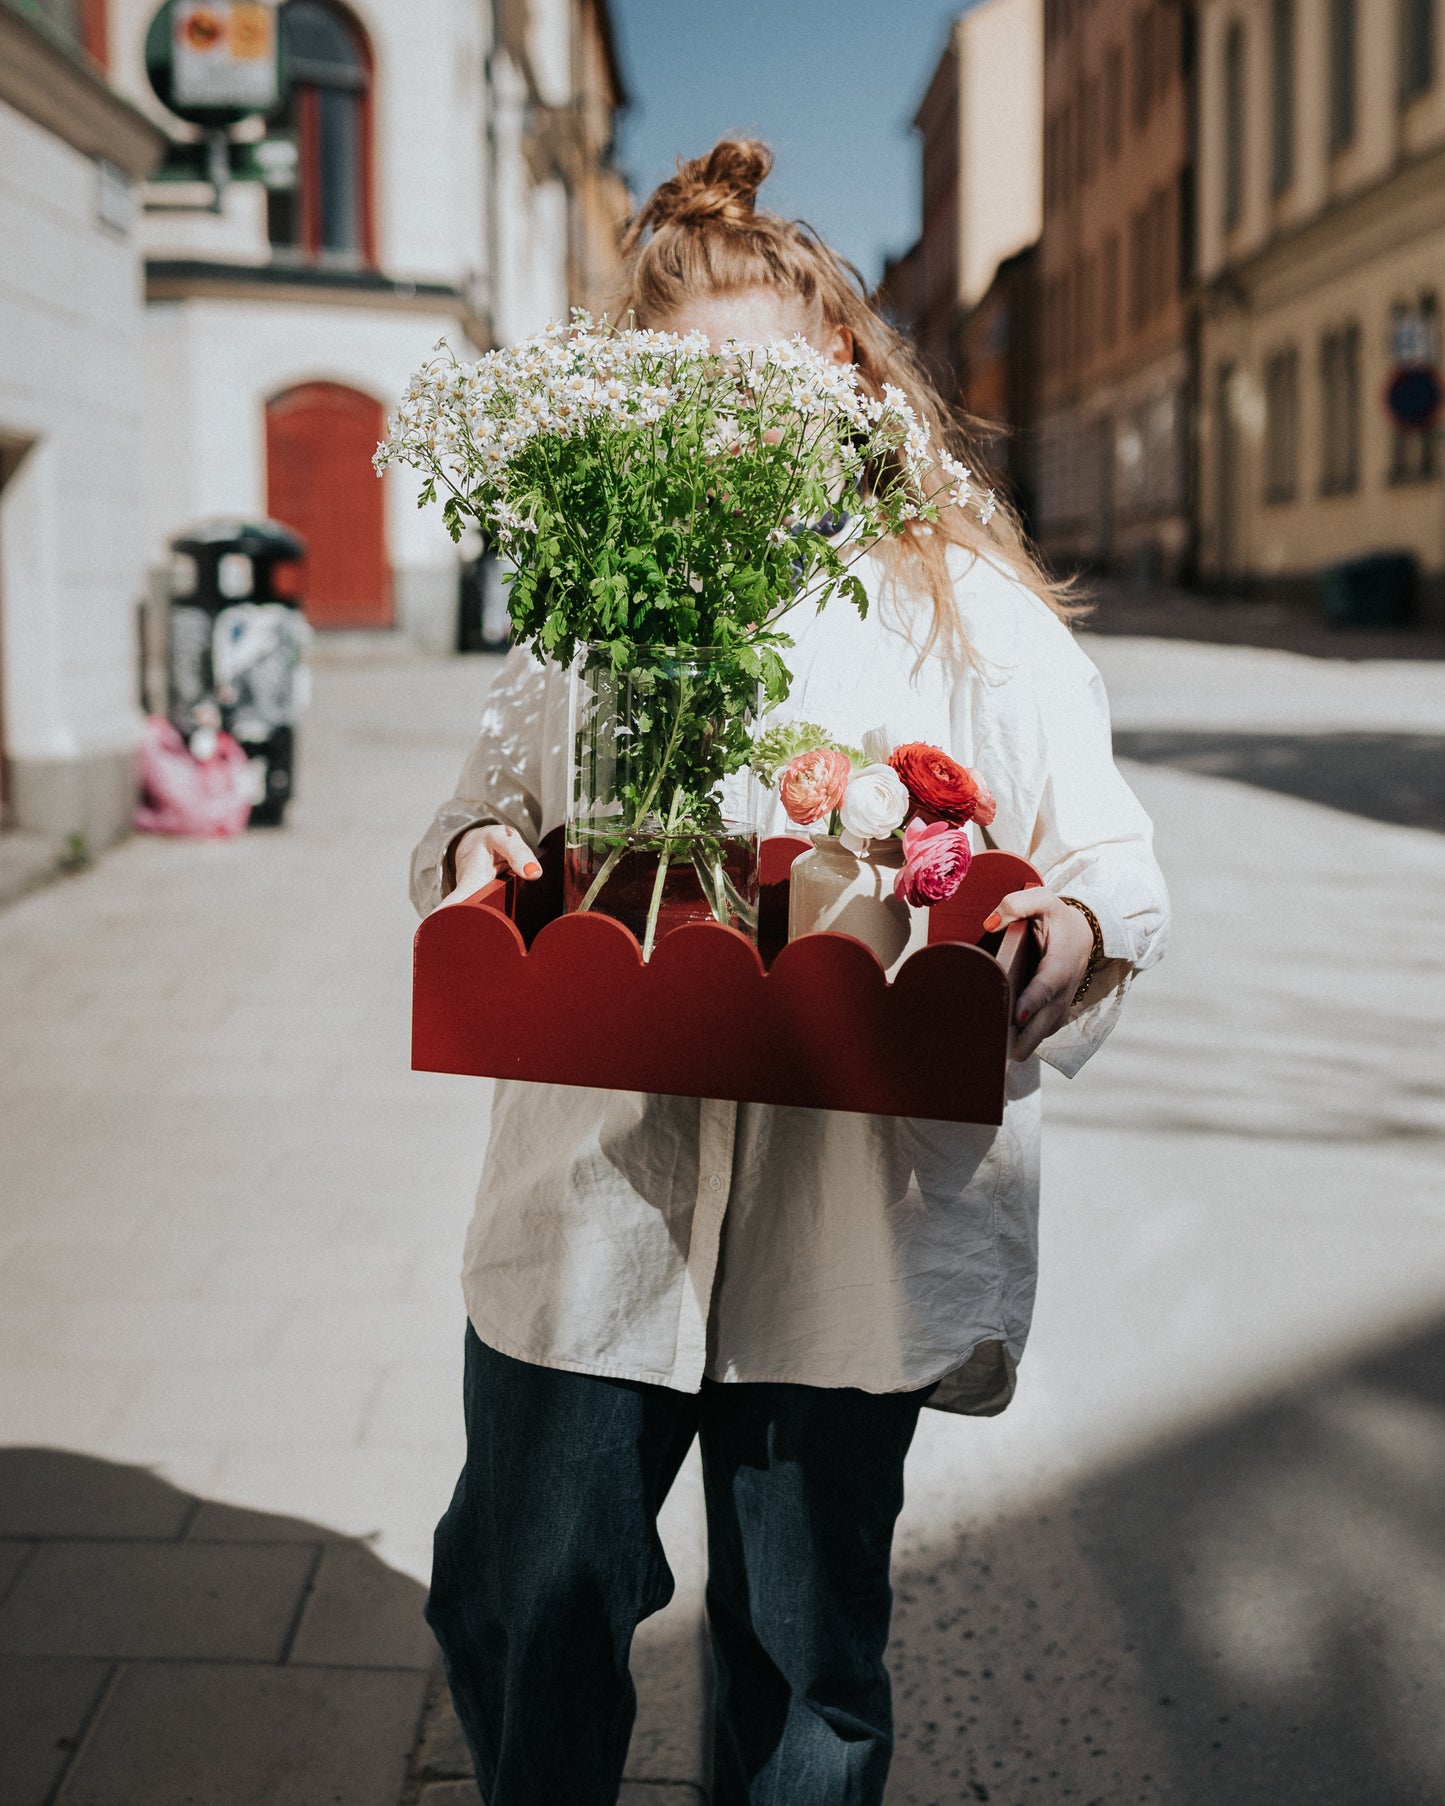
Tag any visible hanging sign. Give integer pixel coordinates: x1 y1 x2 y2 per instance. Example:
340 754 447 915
171 2 278 111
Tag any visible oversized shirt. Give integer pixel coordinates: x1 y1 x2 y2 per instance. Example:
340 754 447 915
410 545 1172 1415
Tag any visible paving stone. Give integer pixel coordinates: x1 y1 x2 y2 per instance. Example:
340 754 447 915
0 1541 316 1661
184 1500 354 1543
0 1543 32 1606
415 1787 481 1806
0 1655 110 1806
0 1364 144 1446
288 1541 436 1670
414 1688 473 1780
110 1360 378 1448
56 1661 429 1806
618 1788 707 1804
0 1447 193 1540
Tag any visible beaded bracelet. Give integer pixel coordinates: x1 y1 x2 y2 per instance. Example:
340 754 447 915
1059 895 1104 1006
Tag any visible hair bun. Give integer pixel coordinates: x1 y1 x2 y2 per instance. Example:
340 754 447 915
622 138 772 251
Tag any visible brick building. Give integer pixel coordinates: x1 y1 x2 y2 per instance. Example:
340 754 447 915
1034 0 1194 579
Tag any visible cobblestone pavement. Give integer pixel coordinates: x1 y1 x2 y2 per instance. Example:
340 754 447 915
2 634 1444 1803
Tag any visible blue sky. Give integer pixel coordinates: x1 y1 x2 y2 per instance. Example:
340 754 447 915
606 0 979 286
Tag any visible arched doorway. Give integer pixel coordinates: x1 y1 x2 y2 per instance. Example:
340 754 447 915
265 382 392 629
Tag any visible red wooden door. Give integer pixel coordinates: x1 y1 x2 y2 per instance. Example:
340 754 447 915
265 382 392 628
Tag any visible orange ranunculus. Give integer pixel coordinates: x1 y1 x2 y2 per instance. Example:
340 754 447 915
778 747 852 826
888 742 997 827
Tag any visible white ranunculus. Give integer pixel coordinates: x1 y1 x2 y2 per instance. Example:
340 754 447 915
838 763 909 853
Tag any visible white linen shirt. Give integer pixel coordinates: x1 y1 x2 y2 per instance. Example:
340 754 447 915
410 545 1172 1414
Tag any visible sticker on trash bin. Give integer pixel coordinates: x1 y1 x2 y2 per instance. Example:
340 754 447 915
217 552 253 599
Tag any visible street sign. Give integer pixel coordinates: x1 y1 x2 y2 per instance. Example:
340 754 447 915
1383 362 1445 432
146 0 281 128
173 3 277 111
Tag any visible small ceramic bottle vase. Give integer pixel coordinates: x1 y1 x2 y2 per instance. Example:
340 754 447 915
786 833 929 978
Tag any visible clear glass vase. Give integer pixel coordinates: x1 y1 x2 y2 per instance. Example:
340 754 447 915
565 643 762 957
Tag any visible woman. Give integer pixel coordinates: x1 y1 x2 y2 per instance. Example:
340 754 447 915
412 139 1171 1806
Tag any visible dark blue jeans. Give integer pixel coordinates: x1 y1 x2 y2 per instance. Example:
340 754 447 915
425 1326 935 1805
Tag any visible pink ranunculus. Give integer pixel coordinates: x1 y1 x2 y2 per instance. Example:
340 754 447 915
893 816 973 907
778 747 853 826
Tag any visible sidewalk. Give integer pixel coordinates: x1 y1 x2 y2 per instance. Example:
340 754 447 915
0 653 704 1806
2 637 1444 1803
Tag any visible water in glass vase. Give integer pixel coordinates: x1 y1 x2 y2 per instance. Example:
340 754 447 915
566 642 762 957
564 830 760 950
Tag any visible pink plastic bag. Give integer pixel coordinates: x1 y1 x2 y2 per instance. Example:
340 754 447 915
133 715 254 839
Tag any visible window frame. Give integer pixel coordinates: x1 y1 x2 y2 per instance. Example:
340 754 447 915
1262 345 1300 503
1223 19 1246 232
1319 322 1362 496
267 0 377 267
1328 0 1357 156
1270 0 1295 196
1399 0 1436 103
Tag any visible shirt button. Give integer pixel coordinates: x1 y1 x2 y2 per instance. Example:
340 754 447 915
708 1174 723 1192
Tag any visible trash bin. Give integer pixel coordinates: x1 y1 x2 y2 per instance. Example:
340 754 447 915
457 539 513 653
166 518 313 826
1318 550 1419 627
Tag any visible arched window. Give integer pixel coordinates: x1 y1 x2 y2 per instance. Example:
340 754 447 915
268 1 373 262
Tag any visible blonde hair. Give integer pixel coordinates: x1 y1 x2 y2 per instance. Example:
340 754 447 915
615 137 1092 668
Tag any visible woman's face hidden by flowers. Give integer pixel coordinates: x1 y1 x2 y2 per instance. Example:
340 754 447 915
652 285 854 367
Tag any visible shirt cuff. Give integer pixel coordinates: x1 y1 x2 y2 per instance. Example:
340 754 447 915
1051 882 1134 965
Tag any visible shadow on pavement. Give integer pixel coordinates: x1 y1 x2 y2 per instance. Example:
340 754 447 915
0 1446 455 1806
13 1315 1445 1806
1112 730 1445 833
0 1447 704 1806
886 1312 1445 1806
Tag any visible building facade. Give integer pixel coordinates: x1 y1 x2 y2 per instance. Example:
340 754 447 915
0 0 164 859
907 0 1043 395
1196 0 1445 616
1035 0 1194 579
106 0 627 650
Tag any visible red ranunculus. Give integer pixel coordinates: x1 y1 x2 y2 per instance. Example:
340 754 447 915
889 742 996 826
893 818 972 906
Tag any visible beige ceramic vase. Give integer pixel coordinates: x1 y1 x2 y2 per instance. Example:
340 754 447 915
786 834 928 978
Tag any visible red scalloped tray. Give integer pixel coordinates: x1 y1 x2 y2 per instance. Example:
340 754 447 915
412 832 1042 1124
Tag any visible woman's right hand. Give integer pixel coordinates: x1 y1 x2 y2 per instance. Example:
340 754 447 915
441 823 543 907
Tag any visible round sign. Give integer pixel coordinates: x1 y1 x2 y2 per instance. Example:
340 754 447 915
1384 362 1445 431
145 0 283 129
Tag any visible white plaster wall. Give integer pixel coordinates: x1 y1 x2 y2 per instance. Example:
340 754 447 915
107 0 490 284
528 0 574 110
140 296 479 575
0 102 147 767
490 47 569 345
957 0 1042 309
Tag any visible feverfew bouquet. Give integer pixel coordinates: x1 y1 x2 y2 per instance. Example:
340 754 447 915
376 310 997 950
752 724 997 909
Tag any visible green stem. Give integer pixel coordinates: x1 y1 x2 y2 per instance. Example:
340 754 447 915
572 665 692 917
641 786 687 959
576 842 623 913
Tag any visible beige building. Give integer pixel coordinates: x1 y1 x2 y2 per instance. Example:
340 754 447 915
1197 0 1445 616
908 0 1043 391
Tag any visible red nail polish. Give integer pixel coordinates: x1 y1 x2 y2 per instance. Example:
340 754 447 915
983 912 1002 931
1018 1007 1030 1025
523 862 542 879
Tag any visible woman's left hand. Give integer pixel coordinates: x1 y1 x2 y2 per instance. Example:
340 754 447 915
983 890 1097 1062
